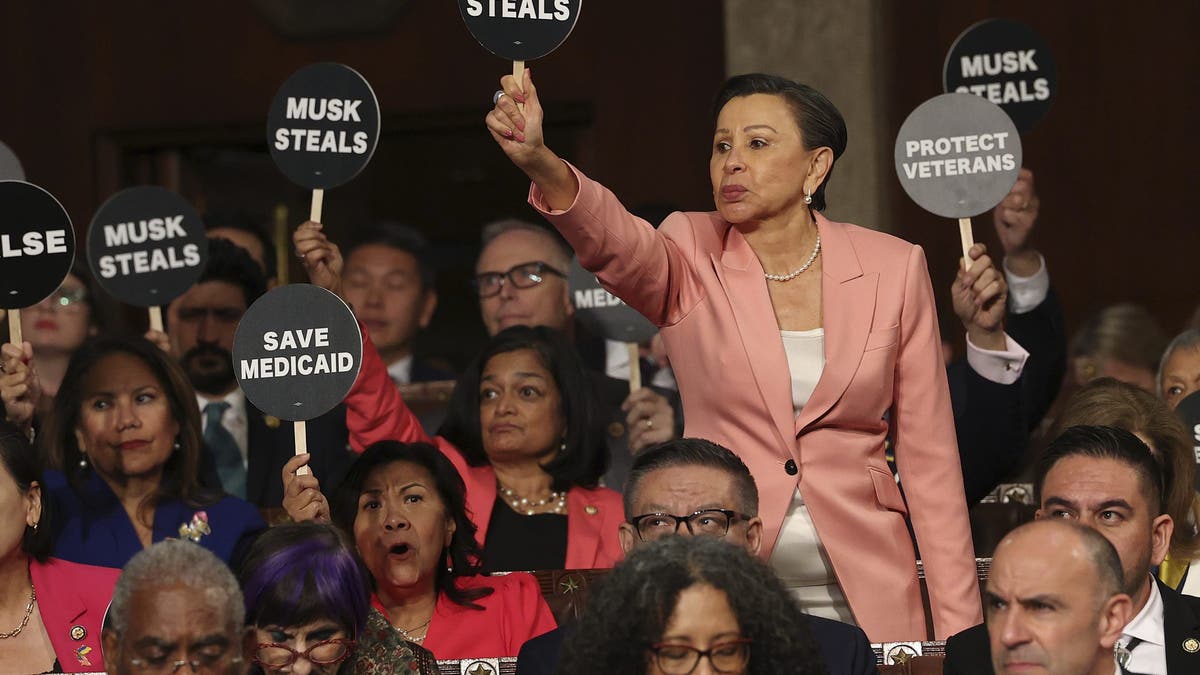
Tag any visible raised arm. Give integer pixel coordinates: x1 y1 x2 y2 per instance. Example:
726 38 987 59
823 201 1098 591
486 68 579 210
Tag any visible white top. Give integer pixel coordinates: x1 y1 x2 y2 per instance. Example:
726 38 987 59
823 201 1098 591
768 488 855 625
195 389 248 468
387 353 414 385
1117 577 1166 674
780 328 825 416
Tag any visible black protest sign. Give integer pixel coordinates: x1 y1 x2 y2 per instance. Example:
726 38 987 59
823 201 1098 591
1176 391 1200 491
894 93 1023 219
459 0 582 61
944 18 1056 134
233 284 362 421
0 181 75 309
568 257 656 343
267 63 381 190
0 141 23 181
86 187 209 307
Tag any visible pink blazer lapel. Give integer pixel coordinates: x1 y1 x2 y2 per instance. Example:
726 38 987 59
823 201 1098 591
565 489 605 568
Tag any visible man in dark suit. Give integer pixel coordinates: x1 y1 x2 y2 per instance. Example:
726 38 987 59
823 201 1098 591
945 425 1200 674
517 439 878 675
163 238 354 508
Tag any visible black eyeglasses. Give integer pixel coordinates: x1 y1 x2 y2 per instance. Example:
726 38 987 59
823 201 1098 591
471 261 566 298
629 509 751 542
252 638 356 669
647 638 751 674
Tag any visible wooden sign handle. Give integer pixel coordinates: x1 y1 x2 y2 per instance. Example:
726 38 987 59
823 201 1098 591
310 189 324 224
627 342 641 394
958 217 974 266
512 60 525 112
6 309 20 345
148 306 164 333
294 420 310 476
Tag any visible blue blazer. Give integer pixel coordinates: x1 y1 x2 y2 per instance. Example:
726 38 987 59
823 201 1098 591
45 469 265 569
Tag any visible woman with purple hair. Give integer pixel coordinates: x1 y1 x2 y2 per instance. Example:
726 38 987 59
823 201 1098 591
238 521 438 674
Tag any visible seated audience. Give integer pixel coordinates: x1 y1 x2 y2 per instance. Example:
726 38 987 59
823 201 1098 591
1158 329 1200 410
985 520 1132 675
37 336 264 568
945 425 1200 674
238 521 437 674
102 539 247 675
1070 304 1168 392
0 421 118 674
559 535 827 674
282 440 556 659
518 438 876 675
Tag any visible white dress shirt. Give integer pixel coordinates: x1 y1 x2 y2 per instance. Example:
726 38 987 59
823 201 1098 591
196 389 249 469
387 354 414 385
1119 577 1166 675
962 255 1050 385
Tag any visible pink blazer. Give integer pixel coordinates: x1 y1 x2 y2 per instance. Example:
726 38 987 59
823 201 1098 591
31 557 119 672
345 331 625 570
530 164 981 641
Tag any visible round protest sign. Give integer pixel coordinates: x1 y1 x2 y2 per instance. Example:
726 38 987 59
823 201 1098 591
0 141 24 181
568 257 656 343
267 63 381 190
0 181 75 309
894 93 1023 219
1176 391 1200 490
233 284 362 421
944 18 1056 134
459 0 582 61
86 186 209 308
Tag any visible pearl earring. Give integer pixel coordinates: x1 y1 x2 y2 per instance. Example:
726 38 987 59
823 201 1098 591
803 188 813 205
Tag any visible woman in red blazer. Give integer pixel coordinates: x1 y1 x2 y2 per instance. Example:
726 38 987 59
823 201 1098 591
483 71 981 641
0 422 118 673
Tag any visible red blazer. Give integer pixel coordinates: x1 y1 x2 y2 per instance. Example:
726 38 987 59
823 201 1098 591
529 164 981 642
30 557 119 673
346 331 625 569
372 572 556 660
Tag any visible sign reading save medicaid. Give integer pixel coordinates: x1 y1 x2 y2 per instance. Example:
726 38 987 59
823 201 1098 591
944 18 1057 133
267 63 381 190
894 92 1023 219
568 257 656 344
232 284 362 421
86 186 209 307
459 0 582 62
0 141 23 181
0 181 75 309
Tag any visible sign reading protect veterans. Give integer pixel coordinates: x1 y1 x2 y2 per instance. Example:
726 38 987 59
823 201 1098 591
944 18 1056 133
894 93 1023 219
267 63 381 190
0 141 23 181
86 187 208 307
233 284 362 421
0 181 75 309
459 0 582 61
568 257 656 343
1176 390 1200 490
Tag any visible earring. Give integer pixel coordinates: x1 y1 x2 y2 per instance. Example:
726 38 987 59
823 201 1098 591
560 440 567 454
31 521 38 533
173 439 182 451
803 188 813 205
78 453 89 470
445 548 453 574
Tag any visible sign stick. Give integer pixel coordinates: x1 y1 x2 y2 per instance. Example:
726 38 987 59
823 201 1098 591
958 217 974 264
148 306 164 333
627 342 641 393
7 309 21 345
310 189 324 224
294 420 310 476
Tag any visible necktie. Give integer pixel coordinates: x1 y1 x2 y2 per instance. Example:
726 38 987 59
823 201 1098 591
203 402 246 499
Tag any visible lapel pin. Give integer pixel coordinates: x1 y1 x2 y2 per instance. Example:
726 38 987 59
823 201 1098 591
75 645 93 666
585 505 598 515
1184 638 1199 653
69 625 86 641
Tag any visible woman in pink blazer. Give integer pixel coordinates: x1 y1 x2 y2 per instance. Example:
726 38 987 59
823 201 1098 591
485 71 981 641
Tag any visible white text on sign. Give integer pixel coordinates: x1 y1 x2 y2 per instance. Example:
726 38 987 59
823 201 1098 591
96 217 202 278
239 328 354 380
956 50 1050 104
574 288 625 309
0 230 68 258
274 97 369 155
901 133 1016 179
466 0 571 20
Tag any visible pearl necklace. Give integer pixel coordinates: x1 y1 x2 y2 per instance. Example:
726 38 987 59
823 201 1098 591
499 483 566 516
763 231 821 282
0 585 35 640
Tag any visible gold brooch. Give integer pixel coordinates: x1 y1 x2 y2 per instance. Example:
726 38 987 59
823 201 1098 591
178 511 212 542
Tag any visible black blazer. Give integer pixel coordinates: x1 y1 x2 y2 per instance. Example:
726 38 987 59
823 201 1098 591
944 578 1200 674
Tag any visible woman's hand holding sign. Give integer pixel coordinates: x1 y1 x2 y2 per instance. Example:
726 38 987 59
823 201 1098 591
0 341 41 433
293 221 344 298
486 69 578 211
282 453 330 523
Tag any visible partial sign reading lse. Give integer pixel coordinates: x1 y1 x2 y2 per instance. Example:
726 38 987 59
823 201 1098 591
567 257 657 343
459 0 581 62
233 284 362 421
86 187 209 307
0 181 75 309
943 18 1057 133
267 63 381 190
894 93 1023 219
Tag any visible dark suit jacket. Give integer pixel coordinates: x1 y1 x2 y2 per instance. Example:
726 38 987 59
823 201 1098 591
410 356 455 383
944 578 1200 674
516 615 879 675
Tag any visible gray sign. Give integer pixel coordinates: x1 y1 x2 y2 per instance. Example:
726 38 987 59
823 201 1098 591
944 18 1056 133
894 93 1023 219
233 284 362 421
0 181 75 309
86 186 209 307
568 257 656 343
0 141 23 181
459 0 582 61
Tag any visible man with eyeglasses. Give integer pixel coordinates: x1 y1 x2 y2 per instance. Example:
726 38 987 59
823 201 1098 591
474 219 681 489
103 540 247 675
517 437 878 675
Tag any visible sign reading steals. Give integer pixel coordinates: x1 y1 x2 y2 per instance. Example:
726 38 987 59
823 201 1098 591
233 284 362 421
943 18 1057 133
86 186 209 307
459 0 582 61
0 181 75 309
568 257 656 343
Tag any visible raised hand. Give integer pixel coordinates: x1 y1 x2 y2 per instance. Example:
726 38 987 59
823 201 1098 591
952 243 1008 351
0 342 41 432
282 453 331 523
993 168 1041 276
294 221 344 297
622 387 675 453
